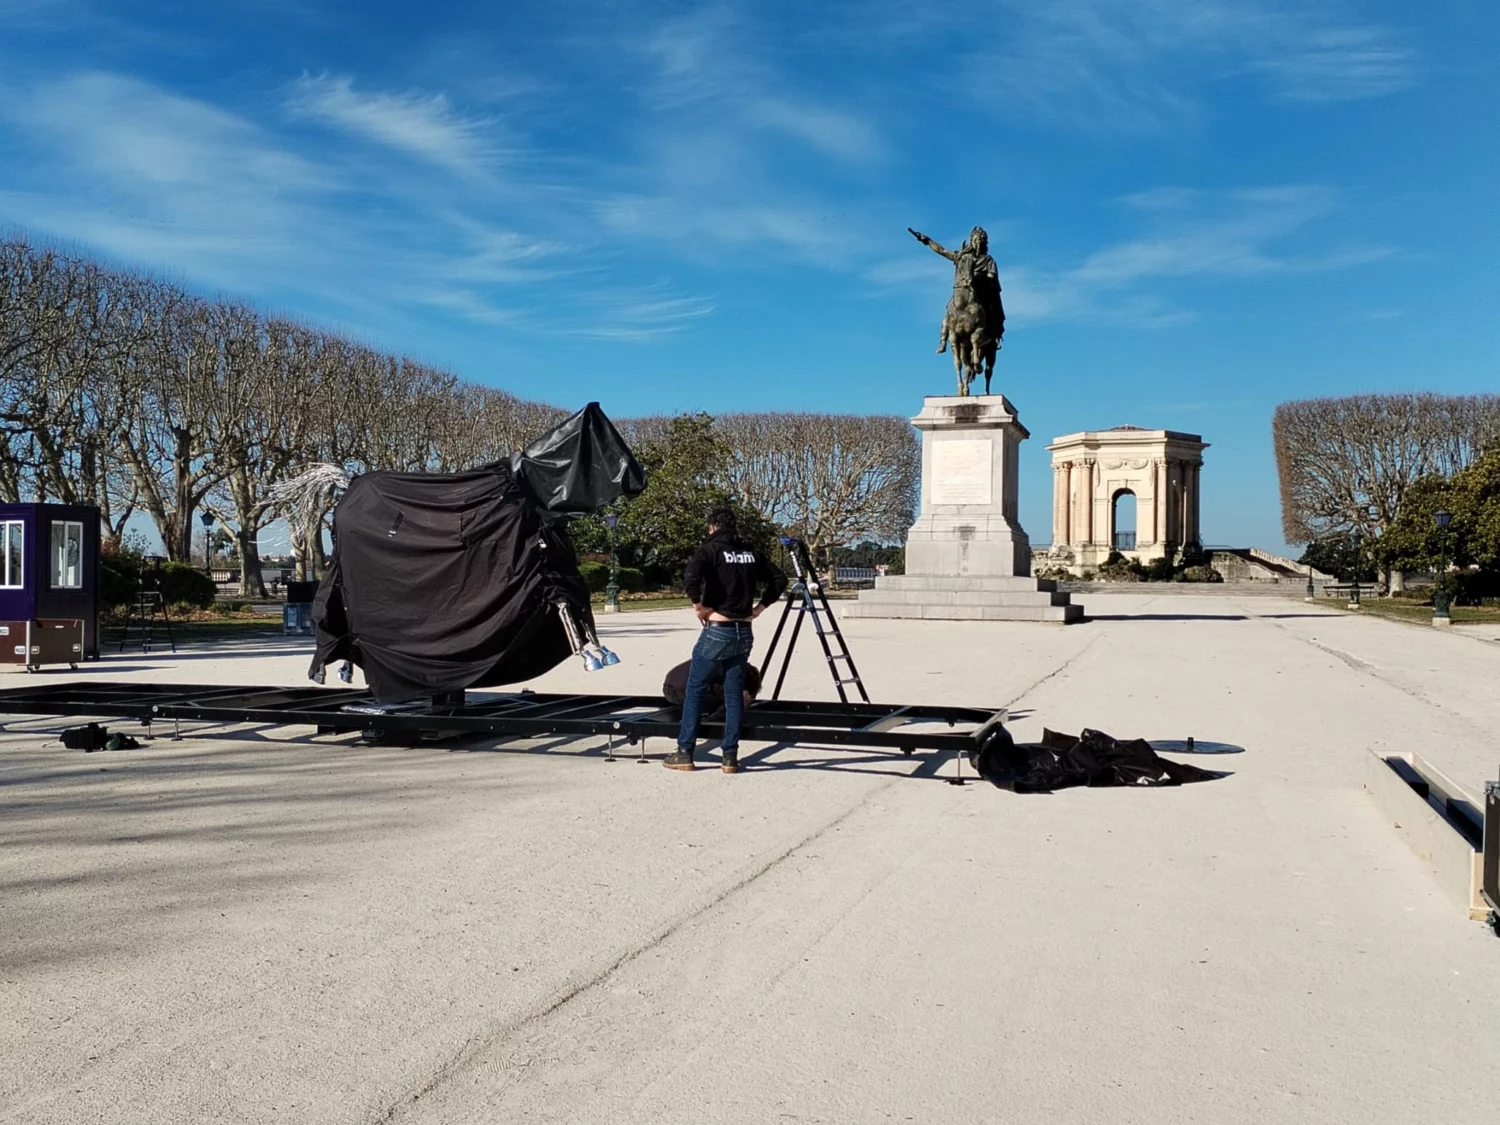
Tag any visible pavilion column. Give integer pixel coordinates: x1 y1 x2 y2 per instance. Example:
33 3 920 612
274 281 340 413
1187 462 1201 546
1052 464 1066 547
1150 458 1163 545
1179 462 1190 548
1063 462 1073 544
1082 459 1096 544
1168 459 1180 545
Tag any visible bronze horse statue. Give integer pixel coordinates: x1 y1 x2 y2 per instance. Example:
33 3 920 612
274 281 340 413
909 226 1006 396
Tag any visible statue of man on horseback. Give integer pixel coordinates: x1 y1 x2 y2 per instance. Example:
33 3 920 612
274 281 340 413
908 225 1006 396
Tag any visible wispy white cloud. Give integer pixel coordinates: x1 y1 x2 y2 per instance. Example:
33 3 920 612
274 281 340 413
0 70 713 344
746 98 881 162
286 73 498 177
1251 27 1415 103
965 0 1415 132
634 6 885 164
869 184 1395 329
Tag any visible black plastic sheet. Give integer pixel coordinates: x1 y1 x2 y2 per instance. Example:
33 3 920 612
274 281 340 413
511 402 646 521
309 404 645 702
971 726 1225 793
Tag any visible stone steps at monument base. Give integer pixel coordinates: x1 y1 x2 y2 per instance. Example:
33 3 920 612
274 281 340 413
850 587 1075 608
841 599 1083 623
870 575 1060 593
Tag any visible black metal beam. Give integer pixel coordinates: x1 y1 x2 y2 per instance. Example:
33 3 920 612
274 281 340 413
0 681 1006 757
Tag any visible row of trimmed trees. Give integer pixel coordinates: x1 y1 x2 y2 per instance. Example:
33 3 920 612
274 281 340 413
2 235 918 595
1 236 566 591
1274 392 1500 592
574 412 918 584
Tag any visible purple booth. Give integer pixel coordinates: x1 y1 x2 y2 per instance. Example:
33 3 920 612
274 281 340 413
0 503 101 670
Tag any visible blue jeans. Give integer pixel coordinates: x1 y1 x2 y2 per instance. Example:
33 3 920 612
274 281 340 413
676 622 754 753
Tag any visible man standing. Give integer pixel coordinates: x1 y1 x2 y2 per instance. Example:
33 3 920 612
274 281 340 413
664 507 787 773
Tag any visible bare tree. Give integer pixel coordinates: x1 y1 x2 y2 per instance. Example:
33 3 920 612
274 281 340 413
1275 394 1500 541
1274 393 1500 587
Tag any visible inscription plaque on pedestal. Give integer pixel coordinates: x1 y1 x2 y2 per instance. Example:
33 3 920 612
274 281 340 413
931 439 992 506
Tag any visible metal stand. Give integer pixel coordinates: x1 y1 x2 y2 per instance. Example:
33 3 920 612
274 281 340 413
119 591 176 654
758 538 870 704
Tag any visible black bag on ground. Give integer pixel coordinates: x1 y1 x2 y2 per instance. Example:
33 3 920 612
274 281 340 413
61 722 108 751
972 726 1222 793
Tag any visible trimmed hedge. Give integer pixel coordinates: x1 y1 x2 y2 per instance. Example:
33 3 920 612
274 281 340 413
100 557 142 607
150 562 218 609
578 560 645 593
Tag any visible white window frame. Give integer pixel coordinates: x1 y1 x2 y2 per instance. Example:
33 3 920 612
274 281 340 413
1 520 22 589
50 520 83 590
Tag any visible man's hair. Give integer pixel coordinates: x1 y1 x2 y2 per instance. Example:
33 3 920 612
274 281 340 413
706 505 738 534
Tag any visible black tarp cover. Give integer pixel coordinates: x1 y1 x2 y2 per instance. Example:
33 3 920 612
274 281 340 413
310 404 644 701
972 726 1223 792
511 402 647 519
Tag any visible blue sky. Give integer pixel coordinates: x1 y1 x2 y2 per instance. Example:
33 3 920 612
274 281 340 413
2 0 1496 554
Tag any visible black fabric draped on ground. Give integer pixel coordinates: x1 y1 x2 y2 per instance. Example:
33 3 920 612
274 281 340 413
310 404 644 702
971 726 1225 793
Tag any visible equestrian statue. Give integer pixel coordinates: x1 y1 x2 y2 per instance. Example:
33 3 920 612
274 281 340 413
908 225 1006 396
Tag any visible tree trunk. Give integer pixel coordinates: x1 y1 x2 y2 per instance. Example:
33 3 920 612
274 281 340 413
1389 569 1405 594
226 465 270 598
172 425 194 560
235 524 266 598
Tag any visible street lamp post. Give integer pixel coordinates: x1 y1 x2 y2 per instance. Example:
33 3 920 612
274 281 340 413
1347 526 1362 609
1305 562 1316 603
1433 509 1452 627
201 511 215 576
604 513 620 614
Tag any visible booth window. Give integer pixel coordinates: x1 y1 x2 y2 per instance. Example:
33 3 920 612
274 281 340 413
50 521 83 589
1 521 21 588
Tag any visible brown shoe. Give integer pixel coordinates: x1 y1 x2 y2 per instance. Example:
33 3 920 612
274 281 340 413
663 749 696 771
721 750 742 774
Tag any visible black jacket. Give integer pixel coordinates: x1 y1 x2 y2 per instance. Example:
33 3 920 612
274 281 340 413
662 659 763 705
683 531 787 619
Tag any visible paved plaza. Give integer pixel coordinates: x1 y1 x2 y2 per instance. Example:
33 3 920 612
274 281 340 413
2 592 1498 1124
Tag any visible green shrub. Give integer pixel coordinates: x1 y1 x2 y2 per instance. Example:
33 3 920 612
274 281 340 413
149 562 217 609
1448 569 1500 606
1098 551 1144 582
578 561 645 593
1141 556 1177 582
579 560 609 591
1177 565 1224 583
100 557 142 607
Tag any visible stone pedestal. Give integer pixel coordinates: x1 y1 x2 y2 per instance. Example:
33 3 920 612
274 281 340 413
845 395 1082 623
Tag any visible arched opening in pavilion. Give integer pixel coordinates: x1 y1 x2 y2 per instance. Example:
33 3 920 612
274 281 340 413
1112 489 1137 551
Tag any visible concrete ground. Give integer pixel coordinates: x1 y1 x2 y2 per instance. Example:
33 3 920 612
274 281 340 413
2 592 1497 1124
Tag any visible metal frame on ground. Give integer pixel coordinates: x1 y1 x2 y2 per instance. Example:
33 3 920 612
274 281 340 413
0 681 1007 759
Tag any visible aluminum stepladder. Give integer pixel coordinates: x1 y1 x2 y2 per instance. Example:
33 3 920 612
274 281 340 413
757 537 870 704
118 590 177 654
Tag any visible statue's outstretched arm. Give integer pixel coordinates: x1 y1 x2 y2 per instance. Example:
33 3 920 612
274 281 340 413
908 227 957 262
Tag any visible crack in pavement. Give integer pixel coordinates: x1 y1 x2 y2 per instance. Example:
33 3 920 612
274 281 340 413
1269 621 1496 741
1002 630 1104 711
374 780 898 1124
375 636 1105 1122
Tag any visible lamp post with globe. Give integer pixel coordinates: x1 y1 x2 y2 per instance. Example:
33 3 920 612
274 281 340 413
1432 509 1452 627
201 510 215 576
1347 526 1363 609
604 512 621 614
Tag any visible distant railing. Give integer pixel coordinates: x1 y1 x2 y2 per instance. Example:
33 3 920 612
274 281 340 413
833 567 878 588
1113 532 1136 550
